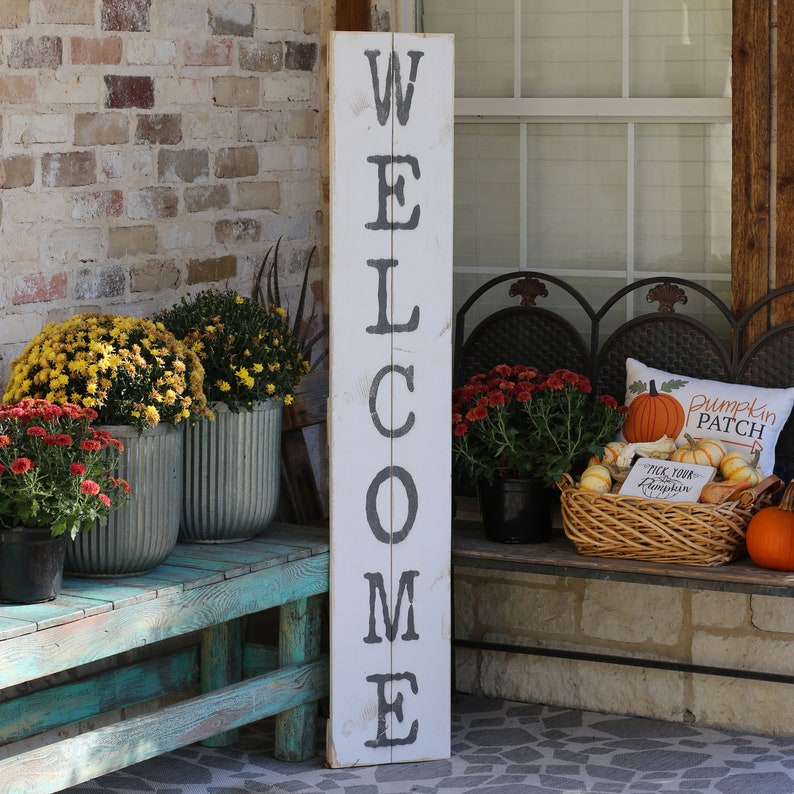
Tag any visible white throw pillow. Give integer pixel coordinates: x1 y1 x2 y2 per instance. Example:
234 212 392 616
620 358 794 478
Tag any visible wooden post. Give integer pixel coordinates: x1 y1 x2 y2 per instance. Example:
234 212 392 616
274 596 322 760
328 31 454 767
200 619 242 746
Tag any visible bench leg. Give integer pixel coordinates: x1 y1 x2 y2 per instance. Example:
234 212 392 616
200 618 243 747
274 595 321 760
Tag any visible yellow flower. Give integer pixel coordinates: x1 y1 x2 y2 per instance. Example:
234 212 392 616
218 380 231 392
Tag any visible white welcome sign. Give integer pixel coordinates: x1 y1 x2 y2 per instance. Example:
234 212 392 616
327 32 454 767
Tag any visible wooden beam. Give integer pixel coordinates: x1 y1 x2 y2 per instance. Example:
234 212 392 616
776 1 794 308
731 0 772 338
336 0 370 31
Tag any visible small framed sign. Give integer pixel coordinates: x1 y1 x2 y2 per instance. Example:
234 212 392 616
618 457 716 502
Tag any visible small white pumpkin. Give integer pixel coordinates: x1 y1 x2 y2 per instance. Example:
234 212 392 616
719 450 764 485
670 434 727 468
579 464 612 493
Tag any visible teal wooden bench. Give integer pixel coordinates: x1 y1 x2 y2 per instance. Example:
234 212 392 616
0 523 329 794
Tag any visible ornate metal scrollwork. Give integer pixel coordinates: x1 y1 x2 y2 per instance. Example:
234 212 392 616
508 277 549 307
646 282 688 313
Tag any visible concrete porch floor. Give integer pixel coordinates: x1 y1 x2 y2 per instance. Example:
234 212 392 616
62 692 794 793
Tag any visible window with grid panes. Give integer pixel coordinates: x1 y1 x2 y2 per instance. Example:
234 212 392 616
416 0 732 340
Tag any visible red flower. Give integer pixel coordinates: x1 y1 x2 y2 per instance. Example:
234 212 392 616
80 439 102 452
11 457 34 474
466 404 488 421
54 434 73 446
80 480 100 496
454 422 469 437
0 435 10 447
488 390 509 407
26 426 46 437
70 463 87 476
98 493 111 507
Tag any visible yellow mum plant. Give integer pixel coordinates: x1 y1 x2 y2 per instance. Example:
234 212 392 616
3 314 209 431
158 289 309 412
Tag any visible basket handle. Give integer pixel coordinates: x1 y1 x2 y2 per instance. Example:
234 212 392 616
736 474 784 507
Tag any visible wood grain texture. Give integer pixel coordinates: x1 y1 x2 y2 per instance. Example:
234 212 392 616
0 527 330 790
336 0 369 31
731 0 771 339
0 658 329 794
776 3 794 309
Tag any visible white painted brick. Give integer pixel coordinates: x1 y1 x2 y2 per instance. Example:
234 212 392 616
262 75 313 102
183 110 237 142
44 227 103 266
38 72 103 105
2 226 39 262
160 221 213 251
102 151 154 180
0 311 44 345
750 594 794 634
259 143 309 170
155 78 211 107
5 192 70 224
7 114 69 145
283 176 321 208
152 1 207 31
581 580 683 645
127 38 177 66
257 3 303 30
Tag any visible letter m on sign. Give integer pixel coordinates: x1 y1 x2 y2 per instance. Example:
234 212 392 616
327 32 454 768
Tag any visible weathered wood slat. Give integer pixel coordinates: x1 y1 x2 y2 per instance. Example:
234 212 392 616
0 658 329 794
0 553 328 688
0 525 330 788
0 647 200 745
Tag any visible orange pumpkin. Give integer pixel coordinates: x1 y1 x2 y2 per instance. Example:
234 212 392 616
622 380 685 443
746 480 794 570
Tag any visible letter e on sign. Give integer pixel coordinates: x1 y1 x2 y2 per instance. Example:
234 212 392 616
327 32 454 768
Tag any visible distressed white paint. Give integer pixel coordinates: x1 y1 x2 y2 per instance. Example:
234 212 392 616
327 31 454 768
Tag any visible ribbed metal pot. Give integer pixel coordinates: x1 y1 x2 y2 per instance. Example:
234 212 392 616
65 423 183 577
179 400 282 543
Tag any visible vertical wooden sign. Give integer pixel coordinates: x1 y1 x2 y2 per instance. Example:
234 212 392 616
328 32 454 767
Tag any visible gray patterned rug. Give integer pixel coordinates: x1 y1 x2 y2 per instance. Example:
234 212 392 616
64 694 794 793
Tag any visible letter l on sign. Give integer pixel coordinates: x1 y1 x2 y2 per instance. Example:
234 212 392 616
327 32 454 768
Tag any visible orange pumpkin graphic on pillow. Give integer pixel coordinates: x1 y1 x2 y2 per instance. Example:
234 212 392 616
622 377 686 443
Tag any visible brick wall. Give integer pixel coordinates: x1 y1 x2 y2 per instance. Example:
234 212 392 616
0 0 324 386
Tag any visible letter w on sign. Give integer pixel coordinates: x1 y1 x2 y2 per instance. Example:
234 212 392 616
327 32 454 768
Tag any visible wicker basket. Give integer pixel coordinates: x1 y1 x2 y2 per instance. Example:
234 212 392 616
559 473 784 567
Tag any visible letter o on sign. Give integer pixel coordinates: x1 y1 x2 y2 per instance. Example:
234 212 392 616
366 465 418 544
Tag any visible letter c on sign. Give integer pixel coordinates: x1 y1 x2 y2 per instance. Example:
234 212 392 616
369 364 415 438
366 466 418 544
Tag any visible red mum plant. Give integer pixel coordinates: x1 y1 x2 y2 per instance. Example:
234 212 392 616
0 399 131 538
452 364 627 487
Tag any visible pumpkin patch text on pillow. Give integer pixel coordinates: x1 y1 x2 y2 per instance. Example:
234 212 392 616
620 358 794 478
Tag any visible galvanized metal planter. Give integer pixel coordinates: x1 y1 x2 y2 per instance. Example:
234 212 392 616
179 400 282 543
65 423 183 577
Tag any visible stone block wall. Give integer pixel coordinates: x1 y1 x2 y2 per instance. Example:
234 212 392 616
454 565 794 736
0 0 324 385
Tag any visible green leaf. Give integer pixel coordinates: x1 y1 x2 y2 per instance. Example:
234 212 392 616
660 378 688 392
628 380 647 395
